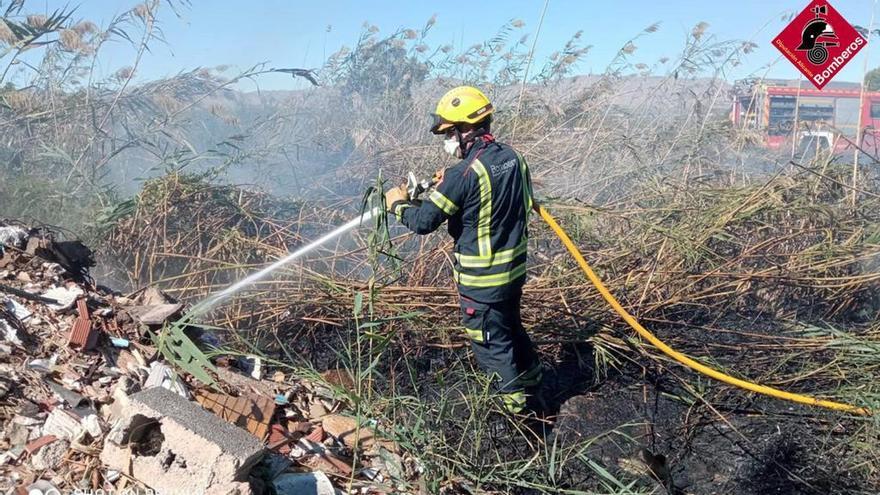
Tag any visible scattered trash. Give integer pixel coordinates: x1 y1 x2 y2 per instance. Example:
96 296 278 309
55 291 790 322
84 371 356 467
306 425 325 443
0 220 411 494
0 225 28 248
26 480 61 495
22 230 95 281
249 355 263 380
308 400 329 419
28 355 58 375
0 318 21 346
215 365 275 396
46 381 96 417
81 414 103 438
44 284 84 311
267 424 294 454
3 296 31 320
42 408 85 441
1 282 59 306
135 286 173 306
290 437 325 457
144 361 190 398
360 467 383 482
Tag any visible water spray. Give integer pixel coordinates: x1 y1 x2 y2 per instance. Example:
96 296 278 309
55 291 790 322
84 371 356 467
189 206 380 316
187 172 434 318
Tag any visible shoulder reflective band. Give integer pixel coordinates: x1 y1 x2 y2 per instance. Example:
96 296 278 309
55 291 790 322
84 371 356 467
453 261 527 287
428 190 459 215
470 159 493 257
456 237 527 268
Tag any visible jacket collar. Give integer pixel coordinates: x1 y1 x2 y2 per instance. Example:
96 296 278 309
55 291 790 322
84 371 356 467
464 133 496 159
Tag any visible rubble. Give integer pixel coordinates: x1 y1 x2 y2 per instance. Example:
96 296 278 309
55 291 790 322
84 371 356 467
23 435 57 456
30 438 68 470
43 284 84 311
41 408 85 441
144 361 190 398
101 387 264 495
125 302 183 326
0 221 411 494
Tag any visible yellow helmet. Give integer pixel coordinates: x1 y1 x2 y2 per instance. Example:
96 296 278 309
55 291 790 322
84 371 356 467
430 85 494 134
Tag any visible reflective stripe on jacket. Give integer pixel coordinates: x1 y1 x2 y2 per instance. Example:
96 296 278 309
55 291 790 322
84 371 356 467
393 136 533 302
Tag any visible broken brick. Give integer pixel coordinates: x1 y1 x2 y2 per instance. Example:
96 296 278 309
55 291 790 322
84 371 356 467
68 298 97 350
195 389 276 440
306 425 325 443
267 424 293 454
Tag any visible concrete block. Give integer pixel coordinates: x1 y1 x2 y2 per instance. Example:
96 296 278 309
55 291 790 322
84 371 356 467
101 387 264 495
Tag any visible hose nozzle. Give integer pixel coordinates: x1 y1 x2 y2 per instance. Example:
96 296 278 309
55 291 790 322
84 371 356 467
407 172 435 200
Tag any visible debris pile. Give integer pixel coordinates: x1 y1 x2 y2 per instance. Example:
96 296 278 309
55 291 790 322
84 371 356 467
0 221 417 494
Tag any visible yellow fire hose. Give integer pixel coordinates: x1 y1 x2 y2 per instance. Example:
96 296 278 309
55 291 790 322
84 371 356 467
537 205 870 416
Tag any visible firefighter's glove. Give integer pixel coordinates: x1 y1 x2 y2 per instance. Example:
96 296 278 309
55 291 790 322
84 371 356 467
432 168 446 186
384 184 410 211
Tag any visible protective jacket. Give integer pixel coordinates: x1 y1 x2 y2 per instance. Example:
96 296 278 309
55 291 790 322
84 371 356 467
392 134 533 303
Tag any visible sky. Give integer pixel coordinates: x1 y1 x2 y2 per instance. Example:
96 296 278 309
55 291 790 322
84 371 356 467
19 0 880 91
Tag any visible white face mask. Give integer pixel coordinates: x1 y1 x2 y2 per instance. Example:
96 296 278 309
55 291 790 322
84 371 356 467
443 136 461 158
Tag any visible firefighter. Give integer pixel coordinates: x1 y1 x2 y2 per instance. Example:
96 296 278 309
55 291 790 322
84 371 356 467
384 86 543 415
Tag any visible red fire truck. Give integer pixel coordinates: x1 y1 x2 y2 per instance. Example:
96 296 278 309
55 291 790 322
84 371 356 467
731 78 880 154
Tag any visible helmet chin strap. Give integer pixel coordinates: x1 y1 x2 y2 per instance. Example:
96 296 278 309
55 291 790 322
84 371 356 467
454 128 466 157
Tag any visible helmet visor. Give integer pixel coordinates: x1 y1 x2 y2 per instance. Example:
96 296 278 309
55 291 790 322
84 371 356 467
430 113 455 135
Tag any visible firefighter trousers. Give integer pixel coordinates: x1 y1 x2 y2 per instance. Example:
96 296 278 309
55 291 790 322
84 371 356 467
459 293 542 412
